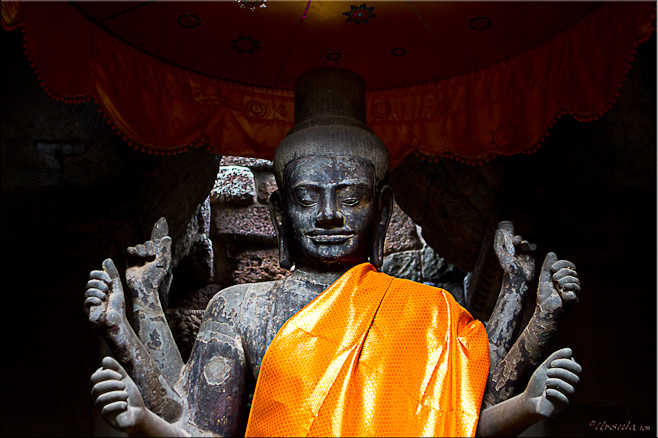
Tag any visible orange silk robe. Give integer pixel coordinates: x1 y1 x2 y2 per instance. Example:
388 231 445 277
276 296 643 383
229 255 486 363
245 263 489 437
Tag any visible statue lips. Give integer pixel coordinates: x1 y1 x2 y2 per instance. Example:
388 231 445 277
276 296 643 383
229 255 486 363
307 231 355 244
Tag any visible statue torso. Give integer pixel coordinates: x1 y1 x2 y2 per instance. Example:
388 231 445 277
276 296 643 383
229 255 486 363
220 270 331 382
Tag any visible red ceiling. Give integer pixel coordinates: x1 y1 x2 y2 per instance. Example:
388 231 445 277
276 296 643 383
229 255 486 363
2 1 653 163
73 1 599 90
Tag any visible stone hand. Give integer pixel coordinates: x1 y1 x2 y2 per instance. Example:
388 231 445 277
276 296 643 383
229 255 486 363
91 356 147 434
494 221 536 279
85 258 126 329
524 348 582 419
537 252 580 315
126 217 172 288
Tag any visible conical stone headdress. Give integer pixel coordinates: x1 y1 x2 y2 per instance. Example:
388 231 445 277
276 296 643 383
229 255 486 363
273 68 389 188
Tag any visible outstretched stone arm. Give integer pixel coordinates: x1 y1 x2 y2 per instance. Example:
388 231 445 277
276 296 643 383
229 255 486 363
486 221 536 372
89 283 250 437
484 252 581 408
477 348 582 437
125 217 184 385
85 258 184 422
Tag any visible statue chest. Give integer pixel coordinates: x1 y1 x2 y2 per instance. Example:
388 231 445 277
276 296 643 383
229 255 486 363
240 277 326 382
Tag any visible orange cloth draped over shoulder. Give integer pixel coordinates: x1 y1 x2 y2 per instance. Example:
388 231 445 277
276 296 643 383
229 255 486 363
245 263 490 437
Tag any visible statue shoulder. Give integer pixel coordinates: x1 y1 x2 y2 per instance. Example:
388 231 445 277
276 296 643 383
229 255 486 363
205 280 283 314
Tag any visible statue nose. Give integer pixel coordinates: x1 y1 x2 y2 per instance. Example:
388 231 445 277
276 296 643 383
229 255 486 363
316 195 344 227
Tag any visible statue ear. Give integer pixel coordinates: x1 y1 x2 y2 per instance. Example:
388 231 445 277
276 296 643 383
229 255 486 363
371 184 393 269
269 189 292 269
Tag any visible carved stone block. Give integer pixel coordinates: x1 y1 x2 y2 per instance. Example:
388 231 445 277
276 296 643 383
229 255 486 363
220 156 273 171
211 166 256 206
213 204 276 243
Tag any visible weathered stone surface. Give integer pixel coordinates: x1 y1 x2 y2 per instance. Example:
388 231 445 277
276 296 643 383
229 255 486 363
384 201 422 255
198 196 211 235
220 155 273 171
231 247 290 284
381 250 422 282
421 245 467 283
213 204 276 243
257 179 278 204
390 154 503 272
211 166 256 206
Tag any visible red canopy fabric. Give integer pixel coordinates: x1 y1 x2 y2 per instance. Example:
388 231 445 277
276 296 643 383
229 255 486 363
2 1 654 167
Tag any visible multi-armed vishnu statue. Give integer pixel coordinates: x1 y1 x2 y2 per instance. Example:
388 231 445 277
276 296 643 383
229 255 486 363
85 68 581 437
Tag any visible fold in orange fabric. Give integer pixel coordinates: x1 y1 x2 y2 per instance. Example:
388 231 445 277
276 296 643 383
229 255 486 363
245 263 489 437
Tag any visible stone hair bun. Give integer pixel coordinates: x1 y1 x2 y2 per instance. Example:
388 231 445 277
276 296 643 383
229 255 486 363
273 67 389 188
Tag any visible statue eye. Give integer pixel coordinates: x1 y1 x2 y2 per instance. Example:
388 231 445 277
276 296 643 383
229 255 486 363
342 197 360 206
295 187 319 207
298 198 317 207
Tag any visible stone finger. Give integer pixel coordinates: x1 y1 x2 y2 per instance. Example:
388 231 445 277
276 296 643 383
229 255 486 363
135 245 147 257
547 367 580 384
102 259 124 298
84 297 102 311
540 253 558 287
546 378 575 395
494 229 511 257
101 356 129 378
100 401 128 419
559 282 581 292
552 260 576 272
519 241 536 252
551 358 582 375
553 268 578 280
89 270 111 283
87 280 108 292
559 290 579 304
91 380 126 398
545 347 572 365
546 388 570 407
151 217 169 241
144 240 155 255
90 368 123 385
85 288 106 300
95 390 129 409
557 276 580 286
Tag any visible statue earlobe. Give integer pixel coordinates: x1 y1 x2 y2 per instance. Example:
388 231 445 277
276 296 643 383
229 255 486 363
371 185 393 269
269 190 292 269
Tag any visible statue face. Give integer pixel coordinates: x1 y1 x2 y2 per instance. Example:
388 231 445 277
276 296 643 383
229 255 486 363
282 156 378 269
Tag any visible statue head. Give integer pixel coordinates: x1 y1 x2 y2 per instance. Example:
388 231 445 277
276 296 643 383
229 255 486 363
271 68 393 272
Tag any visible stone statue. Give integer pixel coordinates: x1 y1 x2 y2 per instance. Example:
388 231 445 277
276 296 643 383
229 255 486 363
85 68 581 437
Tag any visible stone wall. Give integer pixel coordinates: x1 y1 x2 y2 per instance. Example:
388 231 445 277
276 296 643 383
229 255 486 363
166 155 467 360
